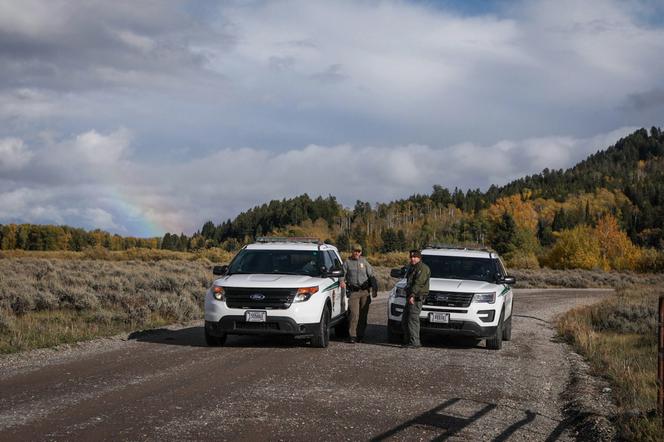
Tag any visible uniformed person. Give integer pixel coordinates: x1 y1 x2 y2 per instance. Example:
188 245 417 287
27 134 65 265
340 244 377 343
401 249 430 348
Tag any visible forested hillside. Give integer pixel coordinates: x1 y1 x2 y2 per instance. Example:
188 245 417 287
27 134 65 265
2 127 662 270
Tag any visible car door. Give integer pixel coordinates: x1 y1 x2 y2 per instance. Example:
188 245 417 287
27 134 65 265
325 250 345 317
496 258 513 318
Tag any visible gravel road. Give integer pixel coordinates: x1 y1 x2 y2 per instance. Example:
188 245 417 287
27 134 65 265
0 289 614 441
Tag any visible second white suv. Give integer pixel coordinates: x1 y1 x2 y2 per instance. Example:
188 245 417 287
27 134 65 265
204 238 348 348
387 246 516 350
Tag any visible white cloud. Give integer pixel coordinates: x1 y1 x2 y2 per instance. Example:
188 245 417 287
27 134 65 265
71 129 131 165
0 138 33 171
0 1 662 235
2 127 636 235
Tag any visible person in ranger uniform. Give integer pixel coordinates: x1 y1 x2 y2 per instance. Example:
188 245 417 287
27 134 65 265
401 249 430 348
340 244 377 343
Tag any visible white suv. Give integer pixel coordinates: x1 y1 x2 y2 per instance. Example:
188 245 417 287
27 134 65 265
204 238 348 348
387 247 516 350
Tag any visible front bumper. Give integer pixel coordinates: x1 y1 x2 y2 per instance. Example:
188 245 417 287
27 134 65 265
388 319 497 338
205 316 320 337
388 295 500 338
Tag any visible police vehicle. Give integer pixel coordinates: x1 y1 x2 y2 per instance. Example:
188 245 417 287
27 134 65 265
387 246 516 350
204 237 348 348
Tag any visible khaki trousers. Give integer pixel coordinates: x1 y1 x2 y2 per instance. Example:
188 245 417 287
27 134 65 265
348 292 371 339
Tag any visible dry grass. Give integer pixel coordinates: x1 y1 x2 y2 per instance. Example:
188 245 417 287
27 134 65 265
0 247 235 263
0 258 214 353
511 268 664 289
557 286 663 441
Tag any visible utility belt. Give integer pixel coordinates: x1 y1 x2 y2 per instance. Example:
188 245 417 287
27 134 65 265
347 281 370 292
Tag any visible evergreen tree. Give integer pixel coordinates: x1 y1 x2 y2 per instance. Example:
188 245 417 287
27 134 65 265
491 212 517 255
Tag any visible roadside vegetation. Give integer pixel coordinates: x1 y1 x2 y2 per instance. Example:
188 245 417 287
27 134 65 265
0 258 213 353
557 286 663 441
2 253 663 354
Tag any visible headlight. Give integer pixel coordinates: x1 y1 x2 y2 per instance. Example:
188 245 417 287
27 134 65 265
212 285 225 301
393 287 406 298
294 286 319 302
473 292 496 304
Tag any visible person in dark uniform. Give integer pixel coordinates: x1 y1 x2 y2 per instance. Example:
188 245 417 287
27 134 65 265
340 244 377 343
401 249 430 348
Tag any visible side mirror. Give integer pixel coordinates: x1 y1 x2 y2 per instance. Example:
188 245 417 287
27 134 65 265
390 267 406 278
502 276 516 285
213 265 228 276
327 268 345 278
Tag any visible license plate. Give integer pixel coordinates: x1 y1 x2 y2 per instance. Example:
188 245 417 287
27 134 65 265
245 311 267 322
429 312 450 323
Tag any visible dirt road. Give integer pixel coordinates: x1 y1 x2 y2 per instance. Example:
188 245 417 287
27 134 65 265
0 289 613 441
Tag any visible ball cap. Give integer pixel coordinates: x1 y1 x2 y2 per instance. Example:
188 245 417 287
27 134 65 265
352 244 363 252
409 249 422 258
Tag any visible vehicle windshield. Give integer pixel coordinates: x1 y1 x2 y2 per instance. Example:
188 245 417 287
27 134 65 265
228 249 322 276
422 255 497 283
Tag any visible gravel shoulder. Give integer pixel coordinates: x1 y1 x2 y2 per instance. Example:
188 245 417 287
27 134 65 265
0 289 613 441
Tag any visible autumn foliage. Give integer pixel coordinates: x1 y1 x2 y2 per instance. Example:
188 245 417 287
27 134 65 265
546 215 642 270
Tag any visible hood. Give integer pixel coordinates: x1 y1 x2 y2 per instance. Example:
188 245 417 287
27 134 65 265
213 273 323 288
430 278 497 293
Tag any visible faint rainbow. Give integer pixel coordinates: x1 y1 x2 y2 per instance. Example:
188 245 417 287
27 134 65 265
106 188 166 238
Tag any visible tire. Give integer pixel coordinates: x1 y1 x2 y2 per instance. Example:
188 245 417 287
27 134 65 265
387 326 402 344
204 328 227 347
502 314 512 341
334 313 350 338
486 310 504 350
311 306 331 348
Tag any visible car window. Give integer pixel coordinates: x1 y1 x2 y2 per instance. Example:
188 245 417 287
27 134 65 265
332 253 342 269
322 251 334 271
495 258 507 276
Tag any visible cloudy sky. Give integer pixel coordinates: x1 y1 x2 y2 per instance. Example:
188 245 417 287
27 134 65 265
1 0 663 236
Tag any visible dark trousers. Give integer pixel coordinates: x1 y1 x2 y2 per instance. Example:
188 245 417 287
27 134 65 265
401 298 423 345
348 292 371 339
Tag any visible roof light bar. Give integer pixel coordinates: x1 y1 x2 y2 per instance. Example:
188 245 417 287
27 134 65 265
424 243 495 253
255 236 322 245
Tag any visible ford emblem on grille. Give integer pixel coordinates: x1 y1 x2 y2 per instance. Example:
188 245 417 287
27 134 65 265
250 293 265 301
436 294 449 302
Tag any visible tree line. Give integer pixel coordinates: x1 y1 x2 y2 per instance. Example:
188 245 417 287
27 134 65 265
2 126 662 271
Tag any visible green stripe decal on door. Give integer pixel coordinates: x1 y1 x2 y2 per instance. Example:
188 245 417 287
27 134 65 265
323 281 340 292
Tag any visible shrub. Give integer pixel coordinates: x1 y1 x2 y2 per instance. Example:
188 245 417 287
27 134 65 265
637 248 664 272
546 226 603 270
0 309 16 334
34 290 59 311
504 251 540 269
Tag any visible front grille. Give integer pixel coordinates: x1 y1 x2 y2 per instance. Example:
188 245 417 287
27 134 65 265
422 307 468 314
225 287 295 309
425 291 473 308
420 319 464 330
391 304 404 316
236 322 280 331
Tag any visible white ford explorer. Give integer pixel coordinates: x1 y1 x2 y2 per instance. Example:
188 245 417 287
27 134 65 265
204 237 348 348
387 246 516 350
